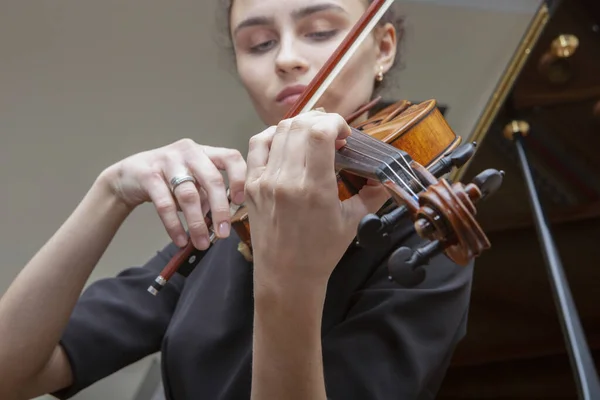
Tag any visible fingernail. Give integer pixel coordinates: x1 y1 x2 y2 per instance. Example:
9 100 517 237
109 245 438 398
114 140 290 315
335 140 347 151
233 191 245 204
176 234 188 248
198 236 211 250
218 221 230 237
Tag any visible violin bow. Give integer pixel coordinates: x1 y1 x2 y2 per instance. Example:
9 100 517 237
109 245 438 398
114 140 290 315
147 0 397 295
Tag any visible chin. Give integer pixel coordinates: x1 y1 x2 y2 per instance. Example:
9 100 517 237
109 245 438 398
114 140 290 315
255 94 364 126
315 92 361 118
261 109 284 126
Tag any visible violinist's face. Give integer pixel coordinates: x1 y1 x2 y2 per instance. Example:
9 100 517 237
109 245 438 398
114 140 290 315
229 0 397 126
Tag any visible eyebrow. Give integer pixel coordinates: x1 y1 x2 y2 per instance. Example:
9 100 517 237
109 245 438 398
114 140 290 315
233 3 347 36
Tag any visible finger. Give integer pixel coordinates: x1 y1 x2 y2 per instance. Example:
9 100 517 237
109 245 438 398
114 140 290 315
185 149 232 239
341 183 390 234
164 158 211 249
335 138 347 150
178 183 210 214
173 182 211 249
246 125 277 182
203 146 247 205
280 112 328 179
196 184 211 216
142 171 189 248
263 118 292 179
304 113 351 181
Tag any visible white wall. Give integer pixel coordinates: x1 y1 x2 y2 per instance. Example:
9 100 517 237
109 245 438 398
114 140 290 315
0 0 541 399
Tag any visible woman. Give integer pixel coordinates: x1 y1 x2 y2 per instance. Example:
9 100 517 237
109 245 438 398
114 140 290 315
0 0 474 399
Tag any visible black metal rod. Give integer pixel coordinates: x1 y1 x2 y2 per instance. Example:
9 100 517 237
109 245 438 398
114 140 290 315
514 134 600 399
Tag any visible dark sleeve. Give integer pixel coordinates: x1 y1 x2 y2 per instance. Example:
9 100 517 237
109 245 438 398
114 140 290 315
322 245 473 400
51 242 185 399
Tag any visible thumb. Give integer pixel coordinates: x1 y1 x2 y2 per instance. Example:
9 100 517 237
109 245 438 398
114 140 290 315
341 182 391 234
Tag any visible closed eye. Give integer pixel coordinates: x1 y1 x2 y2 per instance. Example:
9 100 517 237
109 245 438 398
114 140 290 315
306 29 339 41
250 39 277 54
247 29 339 54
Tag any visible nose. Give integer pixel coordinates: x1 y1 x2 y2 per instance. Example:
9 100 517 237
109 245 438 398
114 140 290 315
274 36 309 78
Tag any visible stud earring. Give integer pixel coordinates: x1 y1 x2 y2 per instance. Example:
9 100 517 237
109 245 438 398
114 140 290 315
376 65 384 82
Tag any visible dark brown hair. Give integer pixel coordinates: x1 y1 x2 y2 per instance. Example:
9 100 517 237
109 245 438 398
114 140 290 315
215 0 406 97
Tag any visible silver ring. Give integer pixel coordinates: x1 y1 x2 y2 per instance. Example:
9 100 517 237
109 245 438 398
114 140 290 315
170 174 195 192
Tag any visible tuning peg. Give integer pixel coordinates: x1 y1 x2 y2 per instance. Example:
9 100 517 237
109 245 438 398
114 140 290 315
470 168 505 200
357 214 390 249
387 240 444 287
428 142 477 178
356 205 408 249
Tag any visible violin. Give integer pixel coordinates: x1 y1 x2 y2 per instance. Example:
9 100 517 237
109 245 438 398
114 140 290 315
147 0 504 295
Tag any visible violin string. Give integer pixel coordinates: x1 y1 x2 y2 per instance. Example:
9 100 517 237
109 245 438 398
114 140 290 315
343 136 419 199
342 145 418 199
346 129 425 189
346 131 426 190
343 136 419 197
349 129 427 192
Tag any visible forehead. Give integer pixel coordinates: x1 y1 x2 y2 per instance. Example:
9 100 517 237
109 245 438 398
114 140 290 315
229 0 367 27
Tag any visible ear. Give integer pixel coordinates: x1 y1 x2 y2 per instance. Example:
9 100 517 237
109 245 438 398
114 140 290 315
373 22 397 76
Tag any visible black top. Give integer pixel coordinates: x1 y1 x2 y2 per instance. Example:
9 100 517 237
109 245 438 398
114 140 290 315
51 220 473 400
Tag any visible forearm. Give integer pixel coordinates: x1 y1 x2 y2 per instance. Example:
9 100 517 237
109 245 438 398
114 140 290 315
251 277 329 400
0 171 132 385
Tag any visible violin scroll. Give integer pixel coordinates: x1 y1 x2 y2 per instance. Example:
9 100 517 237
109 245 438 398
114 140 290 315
385 167 504 287
352 131 504 287
356 141 477 250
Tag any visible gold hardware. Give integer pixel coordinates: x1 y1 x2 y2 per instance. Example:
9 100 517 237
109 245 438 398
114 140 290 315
551 34 579 58
538 34 579 84
503 120 530 141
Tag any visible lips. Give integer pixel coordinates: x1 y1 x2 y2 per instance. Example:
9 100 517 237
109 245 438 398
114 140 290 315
276 84 307 105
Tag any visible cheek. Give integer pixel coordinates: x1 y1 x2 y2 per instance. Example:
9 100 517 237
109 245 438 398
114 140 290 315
321 40 377 111
345 38 378 86
236 56 278 124
237 59 261 97
237 57 271 106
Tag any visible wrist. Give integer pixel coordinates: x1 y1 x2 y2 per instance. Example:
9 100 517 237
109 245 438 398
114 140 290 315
90 169 134 220
95 166 133 211
254 270 328 328
253 249 333 291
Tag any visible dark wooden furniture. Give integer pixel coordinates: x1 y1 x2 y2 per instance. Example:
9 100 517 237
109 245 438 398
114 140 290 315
438 0 600 398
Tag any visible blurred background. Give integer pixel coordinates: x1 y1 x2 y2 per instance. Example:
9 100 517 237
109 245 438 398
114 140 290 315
1 0 598 398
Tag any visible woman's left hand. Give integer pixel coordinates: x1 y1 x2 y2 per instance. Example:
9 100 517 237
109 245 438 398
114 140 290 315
244 110 390 288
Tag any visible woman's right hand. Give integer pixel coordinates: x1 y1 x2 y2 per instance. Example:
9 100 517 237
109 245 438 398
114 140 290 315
100 138 247 250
